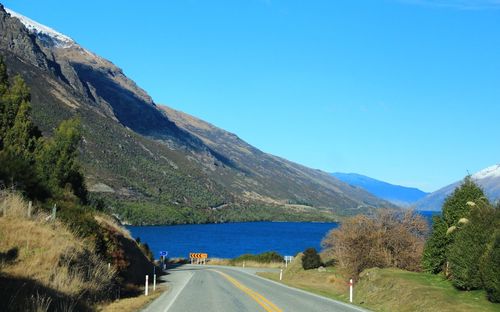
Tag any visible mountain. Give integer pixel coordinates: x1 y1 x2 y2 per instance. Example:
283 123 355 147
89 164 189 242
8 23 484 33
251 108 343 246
0 6 394 224
332 173 429 207
414 164 500 211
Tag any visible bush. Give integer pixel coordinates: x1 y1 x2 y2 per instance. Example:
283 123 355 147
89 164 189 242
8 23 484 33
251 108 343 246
322 209 427 277
231 251 283 264
302 248 322 270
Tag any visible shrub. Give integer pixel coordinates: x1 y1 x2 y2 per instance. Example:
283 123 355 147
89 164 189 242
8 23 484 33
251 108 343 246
322 209 427 277
231 251 284 264
302 248 322 270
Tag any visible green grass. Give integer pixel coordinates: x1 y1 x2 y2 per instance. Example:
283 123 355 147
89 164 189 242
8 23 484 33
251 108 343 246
258 259 499 312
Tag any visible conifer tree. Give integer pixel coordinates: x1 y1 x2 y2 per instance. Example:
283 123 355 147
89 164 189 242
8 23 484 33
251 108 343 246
422 215 450 273
442 176 486 227
422 177 488 274
447 200 495 289
36 118 87 202
481 228 500 303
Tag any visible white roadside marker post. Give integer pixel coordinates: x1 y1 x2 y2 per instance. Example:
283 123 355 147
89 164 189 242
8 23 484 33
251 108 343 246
280 269 283 281
153 274 156 291
145 275 149 296
349 278 353 303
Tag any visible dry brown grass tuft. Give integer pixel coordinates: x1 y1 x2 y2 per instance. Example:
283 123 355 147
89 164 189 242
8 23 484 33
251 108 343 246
0 190 31 218
94 214 132 239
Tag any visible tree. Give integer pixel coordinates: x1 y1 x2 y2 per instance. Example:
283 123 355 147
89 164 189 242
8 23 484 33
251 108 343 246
302 248 322 270
36 118 87 202
442 176 486 228
447 200 495 290
422 215 450 274
422 177 488 275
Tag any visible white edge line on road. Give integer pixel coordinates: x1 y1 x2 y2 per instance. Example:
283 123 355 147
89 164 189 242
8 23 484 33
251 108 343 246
163 271 195 312
223 266 370 312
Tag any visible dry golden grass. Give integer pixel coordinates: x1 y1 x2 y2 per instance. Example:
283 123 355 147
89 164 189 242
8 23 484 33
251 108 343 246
0 192 117 307
208 258 284 268
95 213 132 239
97 284 168 312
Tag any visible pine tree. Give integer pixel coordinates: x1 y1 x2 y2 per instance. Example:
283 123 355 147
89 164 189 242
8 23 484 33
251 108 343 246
422 215 450 273
442 176 486 228
3 100 41 160
36 118 87 202
422 177 488 275
447 200 495 290
481 228 500 303
0 57 8 95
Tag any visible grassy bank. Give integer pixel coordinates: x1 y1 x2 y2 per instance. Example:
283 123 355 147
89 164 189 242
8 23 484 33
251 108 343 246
259 255 498 312
0 193 160 311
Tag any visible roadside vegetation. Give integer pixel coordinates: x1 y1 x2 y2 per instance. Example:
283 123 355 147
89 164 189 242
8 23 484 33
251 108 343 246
0 59 158 311
259 177 499 311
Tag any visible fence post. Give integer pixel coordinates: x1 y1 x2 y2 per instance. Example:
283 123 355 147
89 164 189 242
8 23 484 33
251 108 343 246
51 204 57 221
145 275 149 296
27 201 32 218
349 278 353 303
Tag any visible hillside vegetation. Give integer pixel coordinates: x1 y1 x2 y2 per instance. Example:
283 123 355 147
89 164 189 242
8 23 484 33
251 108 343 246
0 59 155 311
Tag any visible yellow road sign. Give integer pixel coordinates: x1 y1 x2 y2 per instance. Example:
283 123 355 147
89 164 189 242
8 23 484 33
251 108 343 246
189 253 208 259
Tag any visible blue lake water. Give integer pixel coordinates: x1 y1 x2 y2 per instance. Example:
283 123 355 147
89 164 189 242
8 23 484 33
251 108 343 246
127 211 439 259
127 221 338 259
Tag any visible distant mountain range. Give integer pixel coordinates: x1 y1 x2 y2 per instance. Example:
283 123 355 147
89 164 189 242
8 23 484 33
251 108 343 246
0 6 394 224
414 164 500 211
331 173 429 207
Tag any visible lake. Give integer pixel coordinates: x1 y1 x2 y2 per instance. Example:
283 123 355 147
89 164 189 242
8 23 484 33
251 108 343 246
127 211 439 259
127 221 338 259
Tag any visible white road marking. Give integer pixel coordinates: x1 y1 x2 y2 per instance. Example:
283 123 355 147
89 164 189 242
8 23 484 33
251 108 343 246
163 271 194 312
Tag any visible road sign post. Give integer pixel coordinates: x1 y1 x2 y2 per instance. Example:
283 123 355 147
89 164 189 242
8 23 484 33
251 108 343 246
284 255 294 268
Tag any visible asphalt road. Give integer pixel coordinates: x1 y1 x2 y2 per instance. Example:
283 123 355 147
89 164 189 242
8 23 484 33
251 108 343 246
142 264 369 312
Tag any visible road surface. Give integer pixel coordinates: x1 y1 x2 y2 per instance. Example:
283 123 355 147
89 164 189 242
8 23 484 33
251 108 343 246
142 264 369 312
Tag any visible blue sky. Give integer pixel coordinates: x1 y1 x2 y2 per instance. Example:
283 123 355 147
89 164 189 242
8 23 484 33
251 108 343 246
3 0 500 192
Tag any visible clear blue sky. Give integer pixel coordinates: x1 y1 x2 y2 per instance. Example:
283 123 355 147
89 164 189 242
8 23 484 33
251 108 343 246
3 0 500 192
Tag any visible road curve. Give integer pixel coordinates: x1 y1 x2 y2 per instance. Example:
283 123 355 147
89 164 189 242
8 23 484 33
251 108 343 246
142 264 369 312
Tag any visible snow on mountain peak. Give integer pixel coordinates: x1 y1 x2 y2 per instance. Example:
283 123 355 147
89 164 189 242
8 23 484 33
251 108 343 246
473 164 500 180
5 8 74 48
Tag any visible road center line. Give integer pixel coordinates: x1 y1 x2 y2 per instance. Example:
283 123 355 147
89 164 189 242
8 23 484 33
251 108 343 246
210 269 283 312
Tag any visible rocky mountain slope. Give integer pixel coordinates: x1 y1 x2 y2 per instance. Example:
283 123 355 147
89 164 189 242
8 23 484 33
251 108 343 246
0 5 393 223
414 164 500 211
332 172 429 207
